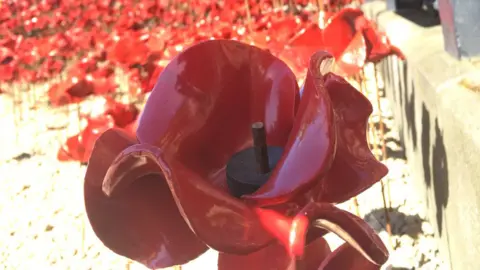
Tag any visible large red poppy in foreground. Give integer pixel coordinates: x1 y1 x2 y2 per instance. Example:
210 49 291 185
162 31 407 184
84 40 388 269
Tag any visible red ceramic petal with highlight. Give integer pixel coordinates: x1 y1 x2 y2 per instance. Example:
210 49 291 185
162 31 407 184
362 25 405 63
335 32 367 77
57 135 82 162
319 243 381 270
245 51 336 206
287 8 364 59
58 115 115 163
96 40 300 255
289 202 388 266
289 24 325 50
218 237 330 270
316 74 388 203
137 39 299 192
84 129 208 269
218 241 295 270
282 24 326 73
321 8 365 58
102 143 275 254
268 16 300 43
284 8 368 76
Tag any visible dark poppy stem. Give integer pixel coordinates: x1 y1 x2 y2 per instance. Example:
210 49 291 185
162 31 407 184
251 122 270 174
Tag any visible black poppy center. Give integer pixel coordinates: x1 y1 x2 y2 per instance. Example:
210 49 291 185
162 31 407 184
226 122 284 198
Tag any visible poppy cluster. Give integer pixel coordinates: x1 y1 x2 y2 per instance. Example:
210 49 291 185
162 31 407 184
0 1 401 161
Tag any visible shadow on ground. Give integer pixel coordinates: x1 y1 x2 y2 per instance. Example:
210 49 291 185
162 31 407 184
364 207 423 239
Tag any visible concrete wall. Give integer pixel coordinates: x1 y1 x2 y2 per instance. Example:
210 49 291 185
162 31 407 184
362 2 480 270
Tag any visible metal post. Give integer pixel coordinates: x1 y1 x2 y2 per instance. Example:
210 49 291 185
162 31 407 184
438 0 480 58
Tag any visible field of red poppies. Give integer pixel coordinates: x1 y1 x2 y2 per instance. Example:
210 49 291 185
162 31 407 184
0 0 402 164
0 1 446 270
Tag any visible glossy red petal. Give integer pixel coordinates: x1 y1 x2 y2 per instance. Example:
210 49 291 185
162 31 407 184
84 129 208 269
137 39 299 188
67 79 95 99
110 34 149 66
282 24 325 71
287 8 363 58
318 243 381 270
289 24 325 50
103 142 287 254
284 8 368 76
143 65 164 94
218 241 295 270
58 115 115 163
48 83 72 107
315 73 388 203
245 51 336 206
57 135 83 162
334 32 366 77
92 77 117 95
363 26 405 63
104 99 139 128
290 202 388 266
303 237 332 270
81 116 116 162
268 16 301 43
218 237 330 270
322 8 364 58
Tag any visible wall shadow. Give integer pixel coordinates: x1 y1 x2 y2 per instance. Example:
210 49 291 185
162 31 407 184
421 103 432 188
380 54 450 238
394 9 440 28
394 58 407 144
408 98 449 237
402 61 418 150
418 101 449 236
397 59 404 108
371 2 438 25
386 144 407 159
432 118 449 236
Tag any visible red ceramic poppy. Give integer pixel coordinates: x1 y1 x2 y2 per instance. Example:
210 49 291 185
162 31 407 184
83 40 388 269
0 46 16 78
360 21 405 63
58 98 139 163
281 8 367 76
109 32 151 66
58 114 115 163
47 77 95 106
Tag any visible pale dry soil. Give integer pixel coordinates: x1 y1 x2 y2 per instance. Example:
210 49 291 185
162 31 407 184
0 77 446 269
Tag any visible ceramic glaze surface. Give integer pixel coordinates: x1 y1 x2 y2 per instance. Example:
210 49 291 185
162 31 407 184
83 40 388 270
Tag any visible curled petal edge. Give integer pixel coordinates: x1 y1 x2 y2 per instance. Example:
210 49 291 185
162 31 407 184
217 236 331 270
103 142 278 255
314 73 389 203
319 242 382 270
244 51 337 207
288 202 388 266
84 129 208 269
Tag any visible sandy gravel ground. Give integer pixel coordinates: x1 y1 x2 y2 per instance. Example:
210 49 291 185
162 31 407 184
0 70 447 269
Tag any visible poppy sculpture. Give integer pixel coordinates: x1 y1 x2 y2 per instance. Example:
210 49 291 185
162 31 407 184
280 8 404 77
84 39 389 269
